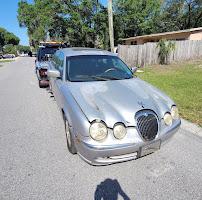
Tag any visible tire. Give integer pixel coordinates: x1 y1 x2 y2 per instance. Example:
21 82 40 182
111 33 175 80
39 80 49 88
39 80 43 88
64 116 77 154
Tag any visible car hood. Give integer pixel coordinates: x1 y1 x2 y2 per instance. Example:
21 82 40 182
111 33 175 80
68 78 174 128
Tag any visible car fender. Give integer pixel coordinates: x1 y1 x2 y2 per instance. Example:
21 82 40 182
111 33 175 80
60 84 91 137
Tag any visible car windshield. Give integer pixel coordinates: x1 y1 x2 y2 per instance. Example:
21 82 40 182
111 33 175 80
67 55 133 82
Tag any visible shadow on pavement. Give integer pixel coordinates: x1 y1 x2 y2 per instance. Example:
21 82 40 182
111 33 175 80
94 178 131 200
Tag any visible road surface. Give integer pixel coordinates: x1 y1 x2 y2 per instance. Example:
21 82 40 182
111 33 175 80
0 57 202 200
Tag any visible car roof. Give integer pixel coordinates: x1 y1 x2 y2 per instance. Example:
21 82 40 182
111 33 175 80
58 47 116 57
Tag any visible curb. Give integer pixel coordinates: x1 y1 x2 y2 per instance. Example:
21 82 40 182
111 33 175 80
181 119 202 137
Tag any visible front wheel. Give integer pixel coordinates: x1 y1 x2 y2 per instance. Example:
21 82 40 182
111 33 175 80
64 118 77 154
38 80 49 88
39 80 43 88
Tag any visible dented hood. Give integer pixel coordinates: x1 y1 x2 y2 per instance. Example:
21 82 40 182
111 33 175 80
68 78 174 128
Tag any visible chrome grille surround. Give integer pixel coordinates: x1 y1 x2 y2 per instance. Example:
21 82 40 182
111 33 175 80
135 110 159 141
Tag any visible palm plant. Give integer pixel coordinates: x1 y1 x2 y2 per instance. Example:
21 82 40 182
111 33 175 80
157 39 175 65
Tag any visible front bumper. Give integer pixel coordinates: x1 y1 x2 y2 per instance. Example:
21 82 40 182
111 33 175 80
75 119 181 166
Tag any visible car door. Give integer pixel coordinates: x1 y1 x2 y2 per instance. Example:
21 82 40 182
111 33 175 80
51 51 65 108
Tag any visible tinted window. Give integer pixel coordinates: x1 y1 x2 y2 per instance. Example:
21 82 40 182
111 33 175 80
66 55 133 82
38 47 58 61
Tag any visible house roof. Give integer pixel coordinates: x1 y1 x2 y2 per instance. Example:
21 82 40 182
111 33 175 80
121 27 202 41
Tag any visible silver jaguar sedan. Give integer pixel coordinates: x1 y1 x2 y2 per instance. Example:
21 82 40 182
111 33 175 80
47 48 181 166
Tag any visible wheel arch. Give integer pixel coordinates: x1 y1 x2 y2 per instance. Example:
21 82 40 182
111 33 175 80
61 108 73 128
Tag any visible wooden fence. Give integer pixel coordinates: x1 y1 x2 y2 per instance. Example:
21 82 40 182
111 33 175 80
118 40 202 67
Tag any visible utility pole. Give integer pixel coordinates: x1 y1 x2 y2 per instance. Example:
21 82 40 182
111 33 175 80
108 0 114 52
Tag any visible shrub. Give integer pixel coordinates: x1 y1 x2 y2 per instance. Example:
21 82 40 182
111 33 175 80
3 44 18 56
17 45 30 54
157 39 175 65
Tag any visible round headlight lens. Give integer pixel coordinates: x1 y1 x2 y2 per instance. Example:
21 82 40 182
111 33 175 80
113 124 127 139
171 106 179 120
164 113 172 126
89 121 108 141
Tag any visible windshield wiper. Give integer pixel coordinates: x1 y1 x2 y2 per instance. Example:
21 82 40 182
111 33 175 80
71 75 121 82
92 75 120 80
70 75 108 82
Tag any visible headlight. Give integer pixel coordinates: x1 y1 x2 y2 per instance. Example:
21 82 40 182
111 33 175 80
164 113 172 126
171 106 179 119
89 121 108 141
113 124 127 139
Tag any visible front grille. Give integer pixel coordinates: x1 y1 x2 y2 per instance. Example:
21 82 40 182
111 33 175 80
136 110 158 141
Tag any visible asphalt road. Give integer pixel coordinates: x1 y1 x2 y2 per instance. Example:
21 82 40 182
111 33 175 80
0 57 202 200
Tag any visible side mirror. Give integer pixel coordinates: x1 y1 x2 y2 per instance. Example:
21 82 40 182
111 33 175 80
131 67 138 74
47 69 61 78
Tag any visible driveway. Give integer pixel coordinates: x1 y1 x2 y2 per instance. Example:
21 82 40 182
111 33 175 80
0 57 202 200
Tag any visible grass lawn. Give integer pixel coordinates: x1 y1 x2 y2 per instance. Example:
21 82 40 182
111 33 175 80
137 60 202 127
0 59 14 63
0 59 14 67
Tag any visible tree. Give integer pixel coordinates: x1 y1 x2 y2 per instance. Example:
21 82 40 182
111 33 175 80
17 45 31 53
18 0 201 49
3 44 18 55
17 0 109 49
113 0 202 41
0 27 20 51
113 0 162 39
0 28 5 51
157 39 175 65
153 0 202 33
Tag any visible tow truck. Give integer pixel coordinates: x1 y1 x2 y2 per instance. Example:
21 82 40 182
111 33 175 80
35 41 62 88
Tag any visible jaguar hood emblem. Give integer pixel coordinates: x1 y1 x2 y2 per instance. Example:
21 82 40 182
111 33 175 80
138 101 145 108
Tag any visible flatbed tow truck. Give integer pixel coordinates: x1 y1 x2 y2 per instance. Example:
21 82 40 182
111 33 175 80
35 41 62 88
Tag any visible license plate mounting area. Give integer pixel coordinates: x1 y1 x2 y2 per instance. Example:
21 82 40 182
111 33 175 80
139 140 161 157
